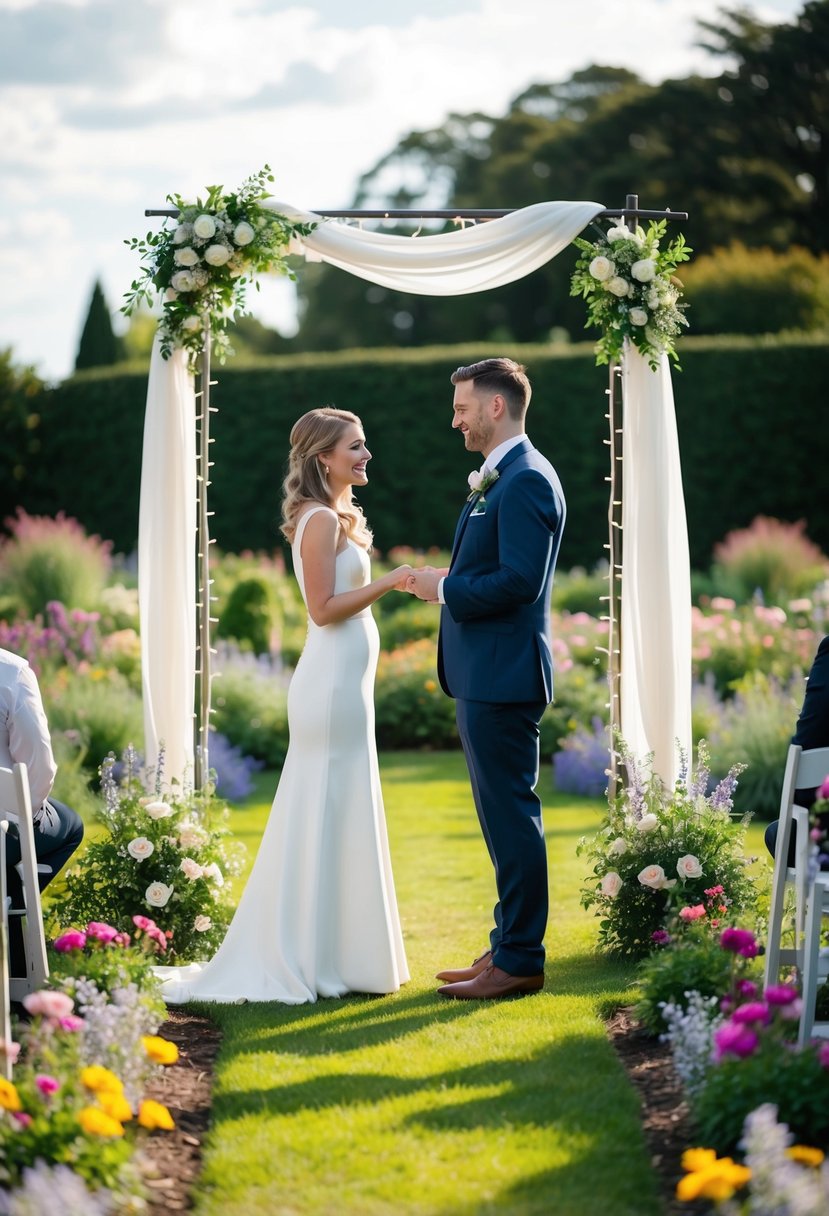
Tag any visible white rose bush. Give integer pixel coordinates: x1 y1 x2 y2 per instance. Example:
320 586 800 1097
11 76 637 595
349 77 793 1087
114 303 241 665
122 165 315 364
577 739 754 956
50 746 245 962
570 218 692 369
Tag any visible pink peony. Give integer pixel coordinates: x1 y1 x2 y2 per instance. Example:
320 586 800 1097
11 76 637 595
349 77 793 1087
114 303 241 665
679 904 706 922
132 914 158 933
736 980 758 998
714 1021 760 1060
764 984 800 1006
23 990 74 1020
86 921 119 944
53 929 87 952
720 927 758 957
731 1001 771 1026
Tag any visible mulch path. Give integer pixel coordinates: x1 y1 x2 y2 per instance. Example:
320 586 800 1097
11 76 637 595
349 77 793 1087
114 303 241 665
140 1004 705 1215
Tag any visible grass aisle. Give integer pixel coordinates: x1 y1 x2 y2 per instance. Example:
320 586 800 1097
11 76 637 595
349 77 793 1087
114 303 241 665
190 753 662 1216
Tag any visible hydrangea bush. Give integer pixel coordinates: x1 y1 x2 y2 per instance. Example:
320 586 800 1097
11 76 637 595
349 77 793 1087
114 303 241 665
578 741 755 956
50 747 245 962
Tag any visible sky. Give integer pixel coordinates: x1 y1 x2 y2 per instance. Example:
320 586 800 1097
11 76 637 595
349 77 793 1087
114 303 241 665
0 0 806 382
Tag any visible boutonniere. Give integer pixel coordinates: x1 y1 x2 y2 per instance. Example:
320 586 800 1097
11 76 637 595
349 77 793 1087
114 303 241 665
466 468 499 502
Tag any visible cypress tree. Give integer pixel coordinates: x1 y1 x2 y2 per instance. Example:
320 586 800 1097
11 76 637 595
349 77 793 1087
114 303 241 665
75 279 123 370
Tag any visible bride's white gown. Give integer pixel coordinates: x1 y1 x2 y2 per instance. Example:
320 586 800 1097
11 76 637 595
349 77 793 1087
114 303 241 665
156 506 409 1003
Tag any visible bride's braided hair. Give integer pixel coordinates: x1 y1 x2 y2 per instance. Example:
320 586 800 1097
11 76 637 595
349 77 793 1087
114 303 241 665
280 407 373 549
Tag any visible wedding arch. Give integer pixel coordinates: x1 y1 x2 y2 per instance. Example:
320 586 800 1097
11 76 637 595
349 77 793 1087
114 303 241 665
135 187 691 793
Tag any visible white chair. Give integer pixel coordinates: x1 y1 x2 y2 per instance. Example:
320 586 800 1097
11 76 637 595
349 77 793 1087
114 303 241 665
798 870 829 1044
763 744 829 991
0 764 49 1005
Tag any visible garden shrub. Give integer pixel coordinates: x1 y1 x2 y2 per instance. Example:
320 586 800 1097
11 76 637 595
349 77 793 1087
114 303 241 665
711 515 829 606
374 639 458 749
42 665 144 779
542 662 608 757
216 574 282 655
634 919 740 1036
377 599 440 650
0 510 112 617
691 601 815 695
210 646 290 768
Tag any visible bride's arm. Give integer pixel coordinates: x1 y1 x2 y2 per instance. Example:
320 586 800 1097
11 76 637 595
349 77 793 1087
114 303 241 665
300 509 411 626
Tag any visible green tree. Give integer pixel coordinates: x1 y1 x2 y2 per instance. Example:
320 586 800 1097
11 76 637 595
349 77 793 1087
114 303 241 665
0 348 44 528
75 279 124 371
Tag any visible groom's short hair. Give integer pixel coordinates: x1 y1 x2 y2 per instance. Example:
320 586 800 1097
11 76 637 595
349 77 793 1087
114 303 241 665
451 358 531 421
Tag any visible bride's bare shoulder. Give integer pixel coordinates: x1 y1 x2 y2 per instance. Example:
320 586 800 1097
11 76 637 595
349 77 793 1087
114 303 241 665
295 501 338 528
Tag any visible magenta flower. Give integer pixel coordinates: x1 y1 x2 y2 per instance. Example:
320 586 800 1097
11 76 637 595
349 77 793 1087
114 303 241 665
651 930 671 945
35 1074 60 1096
731 1001 771 1026
764 984 799 1006
53 929 87 952
720 927 758 957
736 979 758 998
818 775 829 801
12 1112 32 1128
58 1014 85 1033
819 1042 829 1069
86 921 119 944
714 1021 760 1060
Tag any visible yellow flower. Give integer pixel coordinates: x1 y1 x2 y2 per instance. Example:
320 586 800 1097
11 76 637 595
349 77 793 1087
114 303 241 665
787 1145 825 1168
78 1106 125 1137
676 1155 751 1203
680 1148 717 1172
138 1099 175 1130
142 1035 180 1065
424 679 437 692
80 1065 124 1095
99 1091 134 1123
0 1078 22 1112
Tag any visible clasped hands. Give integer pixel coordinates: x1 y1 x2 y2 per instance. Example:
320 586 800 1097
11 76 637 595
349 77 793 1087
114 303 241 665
388 564 447 603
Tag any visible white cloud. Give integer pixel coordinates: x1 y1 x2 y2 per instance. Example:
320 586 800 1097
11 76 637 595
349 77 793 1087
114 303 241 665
0 0 807 378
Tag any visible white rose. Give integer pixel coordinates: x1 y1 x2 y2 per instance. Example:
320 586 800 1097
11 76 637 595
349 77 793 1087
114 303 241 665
589 256 614 282
181 315 202 332
170 270 195 292
180 857 204 880
467 470 483 491
179 827 207 850
173 223 194 245
127 836 154 861
202 862 224 887
145 881 174 908
194 915 212 932
233 221 255 247
609 837 627 855
193 213 217 239
145 800 173 820
174 247 199 267
606 224 632 242
638 864 668 890
607 276 631 298
676 854 703 880
204 243 231 267
629 308 649 327
165 288 178 302
601 871 623 898
632 258 657 283
636 813 659 833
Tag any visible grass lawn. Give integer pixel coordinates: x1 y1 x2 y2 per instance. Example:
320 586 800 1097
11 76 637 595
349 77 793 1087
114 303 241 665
184 752 770 1216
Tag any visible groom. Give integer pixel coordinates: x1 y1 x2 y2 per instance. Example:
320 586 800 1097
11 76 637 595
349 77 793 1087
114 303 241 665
407 357 565 999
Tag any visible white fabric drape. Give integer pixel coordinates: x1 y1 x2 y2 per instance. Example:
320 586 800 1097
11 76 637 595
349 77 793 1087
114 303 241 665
620 345 692 785
137 196 691 789
139 341 196 787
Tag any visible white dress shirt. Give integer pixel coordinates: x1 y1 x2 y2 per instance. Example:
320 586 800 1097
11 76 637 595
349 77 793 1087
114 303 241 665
438 434 528 603
0 649 57 816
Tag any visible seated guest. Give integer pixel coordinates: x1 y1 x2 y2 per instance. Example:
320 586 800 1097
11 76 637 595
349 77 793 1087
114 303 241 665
0 647 84 976
765 635 829 866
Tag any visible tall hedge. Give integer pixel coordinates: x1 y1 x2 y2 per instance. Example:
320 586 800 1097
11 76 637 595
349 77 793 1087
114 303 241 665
20 335 829 569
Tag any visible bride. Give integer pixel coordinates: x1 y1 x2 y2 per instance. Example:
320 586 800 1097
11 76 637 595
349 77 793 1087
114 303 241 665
157 407 412 1003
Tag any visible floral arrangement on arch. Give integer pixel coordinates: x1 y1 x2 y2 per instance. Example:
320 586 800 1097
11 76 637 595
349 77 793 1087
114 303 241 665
122 165 315 364
570 218 692 369
577 740 755 957
49 746 245 963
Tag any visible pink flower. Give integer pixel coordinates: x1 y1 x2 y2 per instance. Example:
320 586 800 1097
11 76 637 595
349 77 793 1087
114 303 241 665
714 1021 760 1060
731 1001 771 1026
764 984 799 1006
704 885 725 898
86 921 119 944
58 1014 85 1033
23 990 75 1020
720 927 758 957
53 929 87 952
651 930 671 945
132 914 158 933
12 1112 32 1127
736 980 758 998
817 775 829 801
819 1042 829 1069
679 904 706 922
0 1039 21 1063
35 1074 60 1096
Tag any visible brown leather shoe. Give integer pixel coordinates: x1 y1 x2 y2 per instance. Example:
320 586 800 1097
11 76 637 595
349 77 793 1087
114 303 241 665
437 963 544 1000
436 949 493 983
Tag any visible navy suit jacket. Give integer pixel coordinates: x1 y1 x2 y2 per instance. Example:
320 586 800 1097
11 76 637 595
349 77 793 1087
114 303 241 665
437 438 565 704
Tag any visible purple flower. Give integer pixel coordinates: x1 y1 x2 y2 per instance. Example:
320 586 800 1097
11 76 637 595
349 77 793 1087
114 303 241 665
818 775 829 801
720 927 758 957
736 979 758 998
819 1042 829 1069
731 1001 771 1026
651 930 671 945
53 929 87 952
764 983 799 1006
714 1021 760 1060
